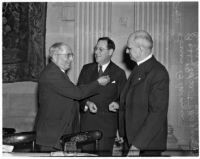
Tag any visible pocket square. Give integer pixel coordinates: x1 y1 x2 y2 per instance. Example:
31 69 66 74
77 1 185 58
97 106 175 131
111 81 116 83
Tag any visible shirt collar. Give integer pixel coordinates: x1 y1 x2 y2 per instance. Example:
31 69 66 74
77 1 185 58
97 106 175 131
99 61 110 72
137 54 153 66
52 60 66 73
60 68 65 73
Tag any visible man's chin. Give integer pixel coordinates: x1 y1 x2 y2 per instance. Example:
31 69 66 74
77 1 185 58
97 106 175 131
64 65 71 71
95 57 101 62
130 56 135 62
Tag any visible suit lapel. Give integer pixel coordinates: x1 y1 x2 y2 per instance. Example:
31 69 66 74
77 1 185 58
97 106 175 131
120 66 138 103
130 56 156 87
63 72 70 81
50 62 69 81
95 61 114 79
131 71 145 87
121 56 157 105
91 63 99 81
103 61 113 75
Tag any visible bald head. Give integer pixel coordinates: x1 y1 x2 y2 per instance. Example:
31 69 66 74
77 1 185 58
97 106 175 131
128 30 153 51
126 30 153 62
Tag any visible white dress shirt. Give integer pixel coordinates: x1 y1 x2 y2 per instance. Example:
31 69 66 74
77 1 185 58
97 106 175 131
98 61 110 72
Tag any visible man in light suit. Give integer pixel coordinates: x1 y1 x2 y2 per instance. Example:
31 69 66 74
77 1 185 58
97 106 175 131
35 42 110 152
120 30 169 156
78 37 127 156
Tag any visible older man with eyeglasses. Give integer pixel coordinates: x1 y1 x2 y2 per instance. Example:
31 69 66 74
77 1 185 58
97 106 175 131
77 37 127 156
35 42 110 152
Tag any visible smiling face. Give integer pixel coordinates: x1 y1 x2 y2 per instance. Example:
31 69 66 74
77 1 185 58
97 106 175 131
52 45 74 71
94 40 113 65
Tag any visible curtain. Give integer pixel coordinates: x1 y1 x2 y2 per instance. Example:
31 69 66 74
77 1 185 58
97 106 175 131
3 2 47 83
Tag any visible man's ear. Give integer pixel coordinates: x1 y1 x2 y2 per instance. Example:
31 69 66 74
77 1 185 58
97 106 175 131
109 49 114 56
51 54 57 63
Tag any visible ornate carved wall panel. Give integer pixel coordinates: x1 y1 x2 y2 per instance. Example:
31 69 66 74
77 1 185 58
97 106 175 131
170 2 198 151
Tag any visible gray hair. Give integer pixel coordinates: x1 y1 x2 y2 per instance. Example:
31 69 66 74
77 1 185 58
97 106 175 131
131 30 153 50
49 42 69 58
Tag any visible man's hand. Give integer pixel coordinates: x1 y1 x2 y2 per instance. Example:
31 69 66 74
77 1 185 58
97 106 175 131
116 130 124 145
109 102 119 112
127 145 140 156
97 75 110 86
86 101 97 113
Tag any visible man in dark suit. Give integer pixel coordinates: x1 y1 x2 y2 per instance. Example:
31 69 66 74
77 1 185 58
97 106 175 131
120 30 169 156
77 37 127 156
35 42 110 152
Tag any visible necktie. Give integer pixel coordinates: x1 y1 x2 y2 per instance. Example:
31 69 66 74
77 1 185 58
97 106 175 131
98 65 103 77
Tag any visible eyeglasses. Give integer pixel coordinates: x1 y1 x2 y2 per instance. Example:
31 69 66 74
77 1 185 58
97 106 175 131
56 53 74 59
94 46 109 52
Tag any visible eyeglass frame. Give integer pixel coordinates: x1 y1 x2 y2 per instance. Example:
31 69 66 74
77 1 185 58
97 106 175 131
94 46 109 52
55 53 74 59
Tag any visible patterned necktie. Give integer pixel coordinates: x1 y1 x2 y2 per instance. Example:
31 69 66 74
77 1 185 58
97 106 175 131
98 65 103 77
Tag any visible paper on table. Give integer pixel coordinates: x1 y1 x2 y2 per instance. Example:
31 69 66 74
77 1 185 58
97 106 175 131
50 151 97 156
3 145 14 152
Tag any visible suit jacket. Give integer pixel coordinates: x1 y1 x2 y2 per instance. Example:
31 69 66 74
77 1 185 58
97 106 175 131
35 62 100 148
120 56 169 150
78 61 127 138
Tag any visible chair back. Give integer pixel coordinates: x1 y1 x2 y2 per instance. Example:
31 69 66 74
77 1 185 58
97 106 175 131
3 128 16 136
60 130 103 152
3 131 36 152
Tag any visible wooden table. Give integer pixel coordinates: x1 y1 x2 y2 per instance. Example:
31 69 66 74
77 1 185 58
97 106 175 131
3 151 97 157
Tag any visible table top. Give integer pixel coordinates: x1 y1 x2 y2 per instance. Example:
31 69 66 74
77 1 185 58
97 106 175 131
3 151 97 157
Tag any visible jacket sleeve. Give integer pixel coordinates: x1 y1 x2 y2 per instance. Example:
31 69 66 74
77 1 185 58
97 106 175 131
116 71 127 103
132 69 169 149
77 66 89 111
117 71 127 137
43 68 99 101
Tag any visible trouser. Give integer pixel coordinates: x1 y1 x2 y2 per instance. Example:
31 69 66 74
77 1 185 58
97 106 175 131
140 150 163 156
81 136 115 156
122 139 163 156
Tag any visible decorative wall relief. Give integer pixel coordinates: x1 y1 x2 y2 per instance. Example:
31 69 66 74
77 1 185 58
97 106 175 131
119 17 128 27
171 2 198 151
3 2 47 83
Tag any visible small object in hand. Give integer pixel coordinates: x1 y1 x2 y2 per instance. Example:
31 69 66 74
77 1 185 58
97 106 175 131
3 145 14 152
84 105 88 112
